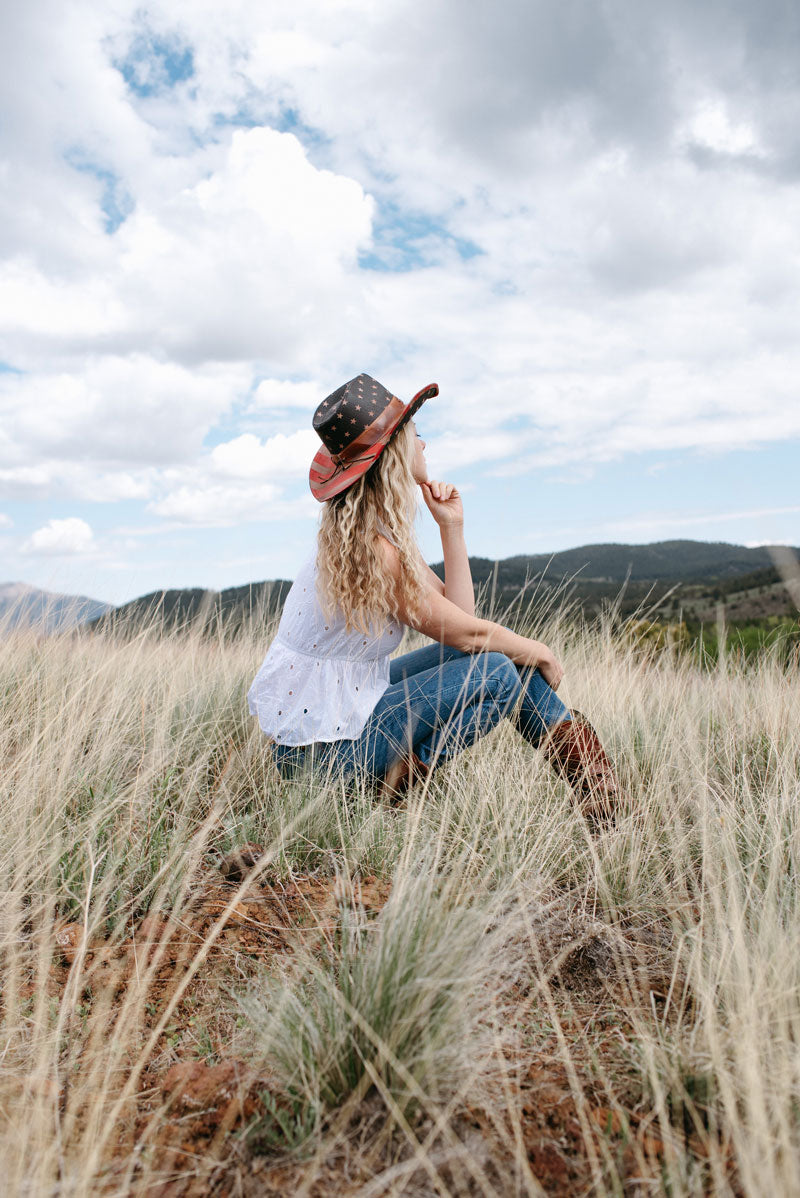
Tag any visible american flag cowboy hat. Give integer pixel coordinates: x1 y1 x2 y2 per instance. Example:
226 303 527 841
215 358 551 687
309 374 438 501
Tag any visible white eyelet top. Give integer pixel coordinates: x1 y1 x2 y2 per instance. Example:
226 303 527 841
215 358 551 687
247 549 405 746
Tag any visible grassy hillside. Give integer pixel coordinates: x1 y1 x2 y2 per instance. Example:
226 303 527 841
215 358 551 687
90 578 293 637
88 540 800 641
433 542 800 627
438 538 791 585
3 599 800 1194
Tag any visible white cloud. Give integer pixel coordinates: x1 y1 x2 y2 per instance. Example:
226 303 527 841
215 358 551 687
682 100 762 157
0 460 156 503
605 505 800 537
0 465 55 495
150 482 275 525
0 124 374 370
0 355 251 488
209 430 320 480
149 482 317 526
22 517 95 556
145 429 321 524
0 512 12 528
250 379 323 411
426 430 523 475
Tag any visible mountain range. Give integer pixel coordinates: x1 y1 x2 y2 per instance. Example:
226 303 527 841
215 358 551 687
89 541 800 637
0 582 112 632
3 540 797 635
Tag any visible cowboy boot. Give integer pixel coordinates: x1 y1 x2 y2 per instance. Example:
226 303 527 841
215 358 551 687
541 711 621 830
378 751 430 805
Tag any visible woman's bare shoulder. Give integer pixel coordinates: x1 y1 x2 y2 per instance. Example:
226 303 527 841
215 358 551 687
374 532 400 571
374 535 444 596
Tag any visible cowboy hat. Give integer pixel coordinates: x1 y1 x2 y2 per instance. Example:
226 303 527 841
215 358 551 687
309 373 438 501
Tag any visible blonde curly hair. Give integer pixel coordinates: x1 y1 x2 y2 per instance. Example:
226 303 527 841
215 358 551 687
316 421 431 635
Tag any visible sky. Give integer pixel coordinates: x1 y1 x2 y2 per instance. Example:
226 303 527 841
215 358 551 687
1 0 799 604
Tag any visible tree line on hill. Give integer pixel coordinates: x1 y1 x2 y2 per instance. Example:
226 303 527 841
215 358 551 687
84 540 799 642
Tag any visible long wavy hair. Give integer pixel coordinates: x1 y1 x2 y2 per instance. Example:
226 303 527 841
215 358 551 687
316 421 431 635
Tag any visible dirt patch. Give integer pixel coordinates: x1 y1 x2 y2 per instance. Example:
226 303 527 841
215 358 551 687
15 876 721 1196
46 865 393 1194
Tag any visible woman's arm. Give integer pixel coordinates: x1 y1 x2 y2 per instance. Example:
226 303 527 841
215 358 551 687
420 561 445 596
378 536 564 689
439 524 474 616
416 530 474 613
420 480 474 616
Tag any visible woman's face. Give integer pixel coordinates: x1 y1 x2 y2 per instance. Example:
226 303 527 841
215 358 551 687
409 420 428 484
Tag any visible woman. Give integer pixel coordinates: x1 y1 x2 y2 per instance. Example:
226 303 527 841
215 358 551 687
248 374 620 826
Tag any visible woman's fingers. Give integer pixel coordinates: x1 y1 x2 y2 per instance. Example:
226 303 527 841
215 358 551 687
537 647 565 691
542 661 563 690
421 481 465 528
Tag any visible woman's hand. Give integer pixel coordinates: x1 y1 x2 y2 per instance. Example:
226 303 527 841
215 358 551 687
528 640 565 691
420 480 464 528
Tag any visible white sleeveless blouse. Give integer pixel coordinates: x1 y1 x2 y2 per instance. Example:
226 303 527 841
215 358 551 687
247 550 405 746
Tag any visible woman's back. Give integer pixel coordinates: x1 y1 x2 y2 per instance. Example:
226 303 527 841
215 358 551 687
247 549 405 747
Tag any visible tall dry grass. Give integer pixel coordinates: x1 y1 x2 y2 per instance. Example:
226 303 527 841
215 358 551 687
1 590 799 1195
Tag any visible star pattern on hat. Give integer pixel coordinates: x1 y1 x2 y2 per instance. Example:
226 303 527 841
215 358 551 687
312 372 409 473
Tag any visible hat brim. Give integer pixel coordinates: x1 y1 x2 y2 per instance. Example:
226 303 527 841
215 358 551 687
309 383 438 501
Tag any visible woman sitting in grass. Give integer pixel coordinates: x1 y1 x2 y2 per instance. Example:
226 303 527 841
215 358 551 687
248 373 619 824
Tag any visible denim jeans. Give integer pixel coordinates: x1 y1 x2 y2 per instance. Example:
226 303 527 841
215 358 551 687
271 640 570 784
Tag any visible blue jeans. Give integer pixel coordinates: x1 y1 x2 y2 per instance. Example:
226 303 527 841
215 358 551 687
271 640 570 784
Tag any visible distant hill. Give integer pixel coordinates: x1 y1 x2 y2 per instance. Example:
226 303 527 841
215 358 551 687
89 578 294 637
430 540 793 586
0 583 112 632
428 540 800 624
86 540 799 638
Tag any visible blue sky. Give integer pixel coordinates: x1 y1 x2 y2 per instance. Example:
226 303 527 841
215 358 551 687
1 0 799 603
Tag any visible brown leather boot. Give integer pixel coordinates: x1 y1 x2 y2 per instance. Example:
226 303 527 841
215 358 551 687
378 751 430 805
541 711 620 830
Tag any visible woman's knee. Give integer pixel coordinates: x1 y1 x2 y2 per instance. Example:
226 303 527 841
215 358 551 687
473 652 521 702
389 641 466 684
